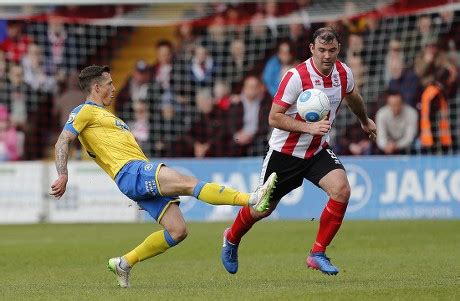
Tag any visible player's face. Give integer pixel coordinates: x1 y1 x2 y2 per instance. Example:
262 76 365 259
97 72 115 106
309 38 340 75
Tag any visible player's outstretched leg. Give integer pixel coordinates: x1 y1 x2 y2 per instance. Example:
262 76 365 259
107 257 131 288
306 252 339 275
192 172 277 209
221 173 277 274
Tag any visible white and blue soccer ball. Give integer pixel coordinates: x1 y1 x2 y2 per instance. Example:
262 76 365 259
296 88 331 122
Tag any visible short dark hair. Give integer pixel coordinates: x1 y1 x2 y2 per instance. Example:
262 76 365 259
386 89 402 98
277 39 293 53
243 74 262 83
312 27 340 45
156 39 173 49
78 65 110 94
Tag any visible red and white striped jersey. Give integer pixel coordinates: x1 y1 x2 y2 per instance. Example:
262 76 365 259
269 58 355 159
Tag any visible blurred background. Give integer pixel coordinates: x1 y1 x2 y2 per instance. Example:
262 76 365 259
0 0 459 223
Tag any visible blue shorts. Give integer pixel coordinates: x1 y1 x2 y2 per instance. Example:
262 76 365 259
115 160 179 222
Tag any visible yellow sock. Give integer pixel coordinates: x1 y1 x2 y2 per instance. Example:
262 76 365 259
123 230 176 266
195 182 250 206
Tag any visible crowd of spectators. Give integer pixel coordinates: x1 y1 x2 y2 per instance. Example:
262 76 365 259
331 8 460 155
1 2 459 161
0 16 117 160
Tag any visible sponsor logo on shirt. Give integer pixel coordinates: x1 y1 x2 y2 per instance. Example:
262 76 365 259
332 74 340 87
326 92 341 104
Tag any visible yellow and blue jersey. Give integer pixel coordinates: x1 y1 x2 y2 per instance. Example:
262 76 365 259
64 100 148 179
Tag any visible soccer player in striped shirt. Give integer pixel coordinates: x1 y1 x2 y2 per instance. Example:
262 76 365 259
221 27 377 275
49 65 277 287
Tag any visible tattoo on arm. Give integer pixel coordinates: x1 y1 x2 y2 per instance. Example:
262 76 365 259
55 131 76 176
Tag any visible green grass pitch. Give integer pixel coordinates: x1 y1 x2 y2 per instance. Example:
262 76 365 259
1 220 459 300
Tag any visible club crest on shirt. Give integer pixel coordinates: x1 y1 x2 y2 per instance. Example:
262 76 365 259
115 119 129 131
332 74 340 87
66 113 76 124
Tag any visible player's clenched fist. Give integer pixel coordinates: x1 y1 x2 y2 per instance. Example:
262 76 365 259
306 119 331 136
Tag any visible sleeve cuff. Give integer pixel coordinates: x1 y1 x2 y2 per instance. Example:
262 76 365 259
273 98 291 108
63 124 79 136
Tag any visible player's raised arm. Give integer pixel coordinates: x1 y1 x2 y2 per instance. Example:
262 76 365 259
50 129 77 199
344 88 377 140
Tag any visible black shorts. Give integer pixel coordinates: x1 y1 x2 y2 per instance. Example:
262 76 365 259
260 147 345 202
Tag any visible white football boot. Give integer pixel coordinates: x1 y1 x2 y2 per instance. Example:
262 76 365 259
107 257 131 288
249 172 277 212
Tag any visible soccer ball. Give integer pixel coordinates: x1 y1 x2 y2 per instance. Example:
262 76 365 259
296 88 331 122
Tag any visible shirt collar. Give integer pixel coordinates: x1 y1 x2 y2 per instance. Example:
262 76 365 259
85 100 104 108
309 58 334 78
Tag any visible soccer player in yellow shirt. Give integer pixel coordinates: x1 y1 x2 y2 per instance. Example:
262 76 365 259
49 65 277 288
